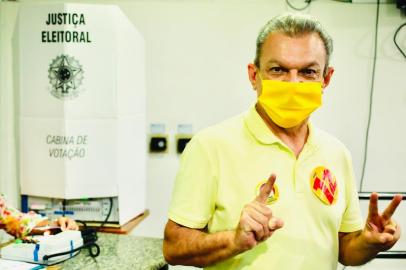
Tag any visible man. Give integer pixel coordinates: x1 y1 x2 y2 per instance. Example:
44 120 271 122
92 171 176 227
163 13 402 269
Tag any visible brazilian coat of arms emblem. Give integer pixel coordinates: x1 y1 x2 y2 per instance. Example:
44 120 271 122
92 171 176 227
48 54 84 100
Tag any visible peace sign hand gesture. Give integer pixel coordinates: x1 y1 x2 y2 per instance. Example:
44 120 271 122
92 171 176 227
363 193 402 252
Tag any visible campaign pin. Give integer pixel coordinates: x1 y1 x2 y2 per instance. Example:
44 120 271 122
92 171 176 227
310 166 338 205
256 180 279 205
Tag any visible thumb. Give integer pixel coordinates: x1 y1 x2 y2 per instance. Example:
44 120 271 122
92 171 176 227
268 216 284 230
256 174 276 204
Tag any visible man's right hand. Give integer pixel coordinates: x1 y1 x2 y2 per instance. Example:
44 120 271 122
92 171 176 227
234 174 284 252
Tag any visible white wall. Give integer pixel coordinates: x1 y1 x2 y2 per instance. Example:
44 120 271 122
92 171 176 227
0 2 20 207
1 0 406 269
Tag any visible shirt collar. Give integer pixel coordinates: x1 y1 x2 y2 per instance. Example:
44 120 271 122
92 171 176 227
306 122 318 151
243 103 317 149
243 104 280 145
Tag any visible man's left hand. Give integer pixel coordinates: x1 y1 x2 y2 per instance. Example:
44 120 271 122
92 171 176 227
362 193 402 251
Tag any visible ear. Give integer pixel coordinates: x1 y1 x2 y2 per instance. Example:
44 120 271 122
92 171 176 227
322 67 334 89
248 63 259 91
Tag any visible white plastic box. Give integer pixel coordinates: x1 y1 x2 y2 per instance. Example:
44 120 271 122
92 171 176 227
1 231 83 265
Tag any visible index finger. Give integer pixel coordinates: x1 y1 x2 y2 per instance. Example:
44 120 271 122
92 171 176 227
255 174 276 203
382 194 403 221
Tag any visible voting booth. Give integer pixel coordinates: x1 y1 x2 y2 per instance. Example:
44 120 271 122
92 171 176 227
13 3 146 225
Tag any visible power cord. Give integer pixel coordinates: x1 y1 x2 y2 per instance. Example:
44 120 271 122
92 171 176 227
286 0 312 11
75 197 114 231
394 22 406 59
98 197 113 229
359 0 380 191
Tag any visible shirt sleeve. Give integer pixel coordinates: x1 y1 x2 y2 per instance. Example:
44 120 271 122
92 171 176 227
0 195 46 238
339 151 363 233
168 135 217 229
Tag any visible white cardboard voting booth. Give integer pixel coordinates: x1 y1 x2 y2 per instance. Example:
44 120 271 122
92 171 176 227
14 3 146 225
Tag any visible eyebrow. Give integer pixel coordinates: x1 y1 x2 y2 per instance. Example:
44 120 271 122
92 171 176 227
266 60 321 70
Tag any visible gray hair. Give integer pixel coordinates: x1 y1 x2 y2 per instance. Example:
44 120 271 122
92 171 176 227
254 13 333 75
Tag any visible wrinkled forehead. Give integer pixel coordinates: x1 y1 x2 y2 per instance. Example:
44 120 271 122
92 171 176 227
260 32 327 70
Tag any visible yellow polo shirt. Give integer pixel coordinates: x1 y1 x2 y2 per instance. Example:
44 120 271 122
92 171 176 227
168 105 363 270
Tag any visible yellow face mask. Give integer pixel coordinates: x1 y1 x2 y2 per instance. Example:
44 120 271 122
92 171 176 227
258 79 322 128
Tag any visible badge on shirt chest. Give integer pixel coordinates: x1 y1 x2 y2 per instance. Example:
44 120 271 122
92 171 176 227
255 181 279 205
310 166 338 205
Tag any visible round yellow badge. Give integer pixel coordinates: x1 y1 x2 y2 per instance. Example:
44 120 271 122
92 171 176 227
255 181 279 205
310 166 338 205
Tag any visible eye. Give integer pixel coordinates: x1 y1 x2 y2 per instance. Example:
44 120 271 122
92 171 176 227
269 67 286 73
300 68 318 77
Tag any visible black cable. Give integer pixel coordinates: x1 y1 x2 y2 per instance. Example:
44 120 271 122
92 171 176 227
75 220 88 228
75 198 113 230
286 0 312 11
42 228 100 264
42 248 82 266
62 199 66 217
42 241 100 263
394 22 406 59
359 0 380 191
81 228 98 244
98 197 113 229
